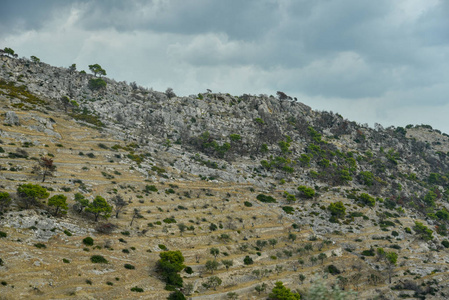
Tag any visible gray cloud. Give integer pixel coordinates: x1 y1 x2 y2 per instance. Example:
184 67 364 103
1 0 449 133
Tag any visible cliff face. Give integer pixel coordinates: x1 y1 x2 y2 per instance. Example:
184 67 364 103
1 55 449 299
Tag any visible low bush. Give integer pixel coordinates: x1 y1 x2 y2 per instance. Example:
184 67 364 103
256 194 276 203
90 255 108 264
82 237 94 246
327 265 341 275
131 286 144 292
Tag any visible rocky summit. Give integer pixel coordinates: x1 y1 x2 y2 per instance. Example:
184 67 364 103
1 54 449 299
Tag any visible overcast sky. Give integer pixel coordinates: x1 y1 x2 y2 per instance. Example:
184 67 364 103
1 0 449 133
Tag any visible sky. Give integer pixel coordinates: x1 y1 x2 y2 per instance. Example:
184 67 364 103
1 0 449 133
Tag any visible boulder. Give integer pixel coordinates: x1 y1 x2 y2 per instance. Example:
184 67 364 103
5 111 19 125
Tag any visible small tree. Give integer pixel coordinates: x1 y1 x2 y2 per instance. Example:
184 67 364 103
130 208 140 226
111 194 128 218
69 63 77 73
178 223 187 236
318 253 327 264
157 250 185 290
328 201 346 219
269 281 300 300
74 192 89 213
48 194 68 216
297 185 315 199
221 259 233 270
88 64 106 77
304 243 313 253
210 247 220 259
385 252 398 284
376 247 386 262
30 55 40 63
33 156 56 183
85 196 112 222
0 192 11 212
276 91 289 100
60 96 78 112
269 238 278 248
310 256 318 266
288 233 297 242
413 221 433 241
165 87 176 99
203 276 222 291
17 184 49 209
3 47 16 57
256 240 268 250
255 283 267 295
205 260 220 274
168 291 186 300
243 256 253 265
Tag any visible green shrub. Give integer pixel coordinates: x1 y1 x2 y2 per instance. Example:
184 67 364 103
282 206 294 214
442 240 449 248
0 231 7 238
83 237 94 246
88 78 107 91
63 258 70 263
243 256 253 265
297 185 315 198
159 244 168 250
256 194 277 203
244 201 253 207
361 248 375 256
144 185 158 192
90 255 108 264
163 218 177 224
358 193 376 207
327 265 341 275
184 266 193 274
63 230 72 236
328 201 346 219
359 171 374 186
131 286 144 292
413 221 433 241
34 243 46 249
124 264 135 269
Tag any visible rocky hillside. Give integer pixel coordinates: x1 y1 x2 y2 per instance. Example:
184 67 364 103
1 55 449 299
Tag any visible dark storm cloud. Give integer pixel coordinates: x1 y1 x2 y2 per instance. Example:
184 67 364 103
75 0 280 40
0 0 67 35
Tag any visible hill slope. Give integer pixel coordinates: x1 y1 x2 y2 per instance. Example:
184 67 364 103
1 55 449 299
